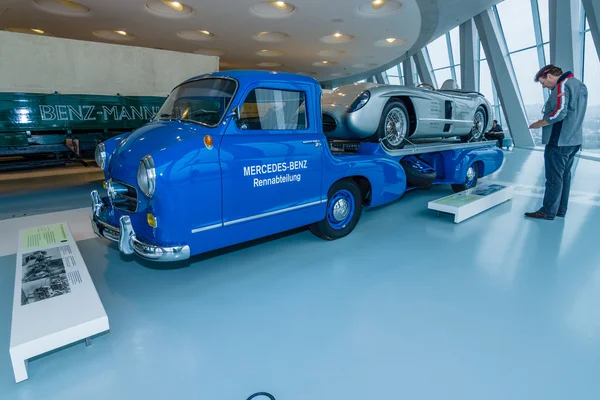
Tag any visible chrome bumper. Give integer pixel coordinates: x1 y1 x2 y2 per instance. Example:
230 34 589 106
90 190 190 262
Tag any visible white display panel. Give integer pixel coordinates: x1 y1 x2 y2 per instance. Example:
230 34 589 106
10 222 109 383
428 184 514 223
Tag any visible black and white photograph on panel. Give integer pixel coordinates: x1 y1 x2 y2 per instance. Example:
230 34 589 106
20 247 71 305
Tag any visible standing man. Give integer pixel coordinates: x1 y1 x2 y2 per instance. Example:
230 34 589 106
525 64 588 220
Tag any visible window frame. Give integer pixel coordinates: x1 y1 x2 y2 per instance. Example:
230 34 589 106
235 86 310 133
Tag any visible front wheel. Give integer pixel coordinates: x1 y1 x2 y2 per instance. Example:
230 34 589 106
310 179 363 240
376 101 410 150
451 162 479 192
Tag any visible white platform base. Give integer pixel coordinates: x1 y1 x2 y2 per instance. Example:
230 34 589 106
428 184 514 223
9 222 109 383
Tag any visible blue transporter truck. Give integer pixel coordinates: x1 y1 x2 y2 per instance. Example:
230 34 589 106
91 70 503 262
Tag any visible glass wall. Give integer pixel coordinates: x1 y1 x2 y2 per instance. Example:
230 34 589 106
424 27 461 88
346 0 599 154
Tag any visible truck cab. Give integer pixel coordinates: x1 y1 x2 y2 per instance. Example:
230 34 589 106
91 70 503 262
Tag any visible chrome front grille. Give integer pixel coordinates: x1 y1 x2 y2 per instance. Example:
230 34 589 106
107 179 139 213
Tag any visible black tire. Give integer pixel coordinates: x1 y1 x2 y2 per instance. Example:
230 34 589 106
400 156 437 188
376 101 410 150
451 162 479 192
460 106 487 143
310 179 363 240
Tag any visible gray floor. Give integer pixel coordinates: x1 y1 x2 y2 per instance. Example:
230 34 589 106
1 148 600 399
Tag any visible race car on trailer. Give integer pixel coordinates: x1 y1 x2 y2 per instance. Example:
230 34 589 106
322 80 492 149
90 70 503 262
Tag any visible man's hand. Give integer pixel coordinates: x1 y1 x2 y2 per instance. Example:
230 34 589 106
529 120 549 129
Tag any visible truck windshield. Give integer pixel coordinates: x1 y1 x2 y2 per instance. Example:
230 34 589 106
156 77 237 127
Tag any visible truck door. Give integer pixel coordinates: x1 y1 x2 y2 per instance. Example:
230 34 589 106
220 82 324 234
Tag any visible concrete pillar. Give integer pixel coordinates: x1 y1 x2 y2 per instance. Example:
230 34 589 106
549 0 582 76
414 49 436 87
374 72 387 84
475 9 535 148
582 0 600 61
403 58 415 86
460 19 479 91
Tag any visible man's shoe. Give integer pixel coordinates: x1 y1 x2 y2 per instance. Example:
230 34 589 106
557 212 566 217
524 210 554 220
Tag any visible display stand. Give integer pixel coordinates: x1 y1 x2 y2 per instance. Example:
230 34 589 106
9 222 109 383
428 184 513 223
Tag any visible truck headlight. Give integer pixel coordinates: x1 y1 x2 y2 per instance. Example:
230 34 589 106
137 155 156 198
95 142 106 169
348 90 370 113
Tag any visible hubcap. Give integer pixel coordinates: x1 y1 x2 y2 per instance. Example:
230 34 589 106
332 198 350 221
384 108 407 146
467 166 476 181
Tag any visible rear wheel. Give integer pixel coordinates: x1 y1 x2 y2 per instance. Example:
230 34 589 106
376 101 410 150
451 162 479 192
310 179 363 240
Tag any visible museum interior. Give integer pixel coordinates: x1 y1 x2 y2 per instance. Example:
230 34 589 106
0 0 599 399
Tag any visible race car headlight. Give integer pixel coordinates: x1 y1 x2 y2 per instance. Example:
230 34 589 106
137 155 156 198
348 90 370 113
94 142 106 169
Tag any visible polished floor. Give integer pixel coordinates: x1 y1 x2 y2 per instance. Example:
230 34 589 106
1 148 600 400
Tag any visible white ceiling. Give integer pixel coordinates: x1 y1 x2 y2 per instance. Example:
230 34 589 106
0 0 502 84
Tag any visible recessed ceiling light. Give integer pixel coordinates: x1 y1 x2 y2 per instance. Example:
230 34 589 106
146 1 193 16
177 30 216 41
250 1 296 18
375 37 407 47
253 31 290 42
93 30 136 41
256 49 285 57
163 1 183 10
320 33 354 43
5 27 52 36
371 0 386 9
313 61 338 66
358 0 402 16
33 0 90 15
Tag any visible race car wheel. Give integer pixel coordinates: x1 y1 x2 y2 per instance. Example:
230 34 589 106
310 179 363 240
451 162 479 192
461 106 487 142
377 101 410 150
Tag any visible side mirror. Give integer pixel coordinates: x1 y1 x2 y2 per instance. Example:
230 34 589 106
228 106 240 120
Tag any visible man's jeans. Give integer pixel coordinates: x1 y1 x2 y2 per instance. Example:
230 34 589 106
542 144 580 216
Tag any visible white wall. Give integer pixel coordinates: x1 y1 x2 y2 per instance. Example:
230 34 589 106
0 31 219 97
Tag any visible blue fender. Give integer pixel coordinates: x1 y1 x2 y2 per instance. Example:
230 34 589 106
321 153 407 209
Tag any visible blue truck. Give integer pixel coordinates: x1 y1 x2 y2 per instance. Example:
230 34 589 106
90 70 504 262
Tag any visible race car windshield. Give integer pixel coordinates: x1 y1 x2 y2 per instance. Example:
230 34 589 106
156 78 237 127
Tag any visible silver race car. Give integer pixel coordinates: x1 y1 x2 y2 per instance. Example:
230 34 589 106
321 80 493 149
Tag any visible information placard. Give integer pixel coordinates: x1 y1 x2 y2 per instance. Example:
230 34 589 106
10 222 109 383
428 184 513 223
